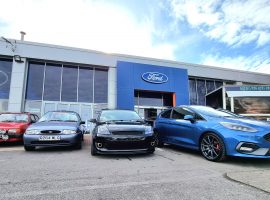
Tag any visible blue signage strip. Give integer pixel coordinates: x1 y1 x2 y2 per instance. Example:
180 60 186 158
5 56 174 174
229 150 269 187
116 61 189 110
226 85 270 91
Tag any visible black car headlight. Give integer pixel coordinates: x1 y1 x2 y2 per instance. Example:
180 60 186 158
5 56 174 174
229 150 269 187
25 129 40 135
97 126 110 135
62 130 77 134
220 122 258 133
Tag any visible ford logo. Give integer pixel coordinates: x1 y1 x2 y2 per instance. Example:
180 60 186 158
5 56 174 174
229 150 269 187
142 72 168 84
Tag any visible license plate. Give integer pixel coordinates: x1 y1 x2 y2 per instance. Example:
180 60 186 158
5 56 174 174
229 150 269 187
39 136 61 141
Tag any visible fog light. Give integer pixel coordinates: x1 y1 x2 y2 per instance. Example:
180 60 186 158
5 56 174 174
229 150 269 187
96 143 102 148
237 142 259 153
151 141 155 146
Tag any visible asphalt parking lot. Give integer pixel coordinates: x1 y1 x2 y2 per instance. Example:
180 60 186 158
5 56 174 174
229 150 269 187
0 135 269 200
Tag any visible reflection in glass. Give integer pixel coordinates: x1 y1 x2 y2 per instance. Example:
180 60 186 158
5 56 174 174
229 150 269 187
62 66 78 102
94 69 108 103
43 64 61 101
26 62 45 100
189 79 197 105
206 80 215 94
78 67 93 102
0 59 12 99
197 80 206 105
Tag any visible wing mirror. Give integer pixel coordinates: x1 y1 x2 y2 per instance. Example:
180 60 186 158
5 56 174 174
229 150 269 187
184 115 195 123
80 121 85 125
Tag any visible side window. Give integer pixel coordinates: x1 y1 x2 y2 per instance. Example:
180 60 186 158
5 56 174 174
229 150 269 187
30 114 36 122
171 107 194 120
160 109 172 118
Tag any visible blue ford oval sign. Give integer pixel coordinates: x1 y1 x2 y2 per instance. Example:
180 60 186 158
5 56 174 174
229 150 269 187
142 72 168 84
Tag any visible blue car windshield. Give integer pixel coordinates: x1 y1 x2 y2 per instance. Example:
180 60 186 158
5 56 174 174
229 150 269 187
39 112 79 122
190 106 236 118
99 110 142 122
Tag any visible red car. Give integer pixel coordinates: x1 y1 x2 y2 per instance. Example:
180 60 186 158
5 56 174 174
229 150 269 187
0 113 39 143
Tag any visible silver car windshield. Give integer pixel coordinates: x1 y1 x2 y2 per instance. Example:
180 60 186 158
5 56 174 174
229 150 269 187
39 112 79 122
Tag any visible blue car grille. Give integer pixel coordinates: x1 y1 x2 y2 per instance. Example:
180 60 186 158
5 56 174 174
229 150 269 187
111 131 143 136
263 133 270 142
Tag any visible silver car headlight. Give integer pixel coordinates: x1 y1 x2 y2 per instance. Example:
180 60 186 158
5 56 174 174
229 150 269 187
220 122 258 133
145 126 153 135
25 129 40 135
62 130 77 134
97 126 110 135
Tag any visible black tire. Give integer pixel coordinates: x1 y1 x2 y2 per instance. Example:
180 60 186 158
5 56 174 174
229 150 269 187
24 145 35 151
200 133 226 162
148 149 155 154
91 144 97 156
155 132 164 148
74 142 82 150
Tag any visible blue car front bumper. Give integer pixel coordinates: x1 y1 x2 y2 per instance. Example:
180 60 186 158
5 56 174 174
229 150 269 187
23 134 81 147
221 130 270 158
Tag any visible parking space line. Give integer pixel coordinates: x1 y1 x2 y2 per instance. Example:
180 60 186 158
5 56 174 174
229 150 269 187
0 147 23 152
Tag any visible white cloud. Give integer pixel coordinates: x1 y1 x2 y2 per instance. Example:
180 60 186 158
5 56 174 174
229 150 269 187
202 53 270 74
170 0 270 47
0 0 176 60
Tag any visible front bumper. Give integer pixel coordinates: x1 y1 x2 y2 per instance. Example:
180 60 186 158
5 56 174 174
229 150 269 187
0 133 23 142
23 134 81 147
93 135 156 154
222 130 270 158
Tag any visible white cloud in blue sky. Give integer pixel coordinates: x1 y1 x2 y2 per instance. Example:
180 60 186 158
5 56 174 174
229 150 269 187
0 0 270 74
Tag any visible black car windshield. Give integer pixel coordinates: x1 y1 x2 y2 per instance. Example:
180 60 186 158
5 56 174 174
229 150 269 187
0 114 29 122
190 106 236 118
99 110 142 122
39 112 79 122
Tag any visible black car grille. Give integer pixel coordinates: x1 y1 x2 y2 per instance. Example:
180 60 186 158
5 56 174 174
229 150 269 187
111 131 143 136
40 130 61 134
263 133 270 142
105 141 149 150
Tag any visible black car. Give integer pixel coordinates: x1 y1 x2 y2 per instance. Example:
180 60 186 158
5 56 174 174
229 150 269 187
90 110 156 155
23 111 84 151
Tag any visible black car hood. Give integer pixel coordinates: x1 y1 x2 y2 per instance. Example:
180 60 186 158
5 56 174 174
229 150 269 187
28 122 78 130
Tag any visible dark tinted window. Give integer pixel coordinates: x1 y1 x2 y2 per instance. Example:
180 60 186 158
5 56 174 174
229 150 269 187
94 69 108 103
197 79 206 105
62 66 78 102
206 80 215 94
26 62 45 100
215 81 223 89
160 109 171 118
189 79 197 104
0 58 12 99
171 107 194 120
43 64 61 101
78 67 93 103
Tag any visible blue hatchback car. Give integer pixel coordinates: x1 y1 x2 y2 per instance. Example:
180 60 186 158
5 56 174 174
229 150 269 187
154 106 270 161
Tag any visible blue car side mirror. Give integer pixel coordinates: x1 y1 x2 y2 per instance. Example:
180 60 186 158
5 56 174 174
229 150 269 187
184 115 195 123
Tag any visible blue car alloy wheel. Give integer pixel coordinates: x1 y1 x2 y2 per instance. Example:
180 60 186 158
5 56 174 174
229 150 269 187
154 105 270 162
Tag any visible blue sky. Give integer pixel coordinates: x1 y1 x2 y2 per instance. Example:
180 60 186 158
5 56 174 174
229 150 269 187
0 0 270 74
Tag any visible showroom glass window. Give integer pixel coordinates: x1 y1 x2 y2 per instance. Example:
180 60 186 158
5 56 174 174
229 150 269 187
43 63 61 101
189 79 197 105
78 67 93 103
26 62 45 100
62 65 78 102
0 58 12 99
94 69 108 103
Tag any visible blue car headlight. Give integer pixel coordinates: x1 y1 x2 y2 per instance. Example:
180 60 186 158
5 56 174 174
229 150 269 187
220 122 258 133
145 126 153 135
97 126 110 135
25 129 40 135
62 130 77 134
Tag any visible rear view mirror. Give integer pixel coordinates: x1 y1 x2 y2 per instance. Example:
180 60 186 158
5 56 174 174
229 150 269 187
184 115 195 123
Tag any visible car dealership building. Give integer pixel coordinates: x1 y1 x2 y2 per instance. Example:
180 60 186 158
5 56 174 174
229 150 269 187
0 38 270 121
